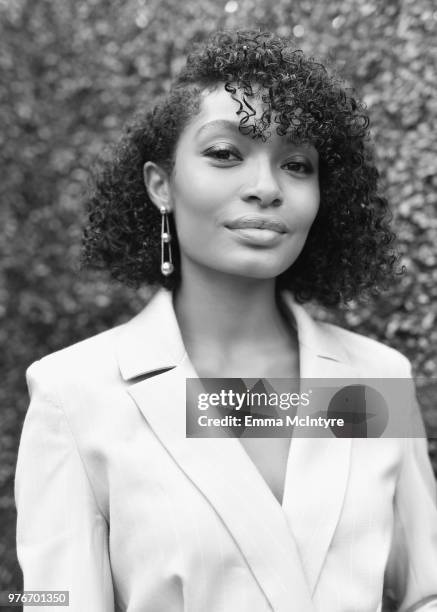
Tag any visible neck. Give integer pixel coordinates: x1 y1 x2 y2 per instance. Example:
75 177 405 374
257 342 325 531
172 261 295 362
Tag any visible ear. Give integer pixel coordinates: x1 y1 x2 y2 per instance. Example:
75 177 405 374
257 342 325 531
143 161 173 212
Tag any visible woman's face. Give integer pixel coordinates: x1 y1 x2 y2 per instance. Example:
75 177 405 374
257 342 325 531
167 85 320 281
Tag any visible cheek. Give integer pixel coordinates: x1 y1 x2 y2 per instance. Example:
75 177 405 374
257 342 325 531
171 184 223 255
289 185 320 232
305 201 320 230
172 168 219 215
172 170 234 236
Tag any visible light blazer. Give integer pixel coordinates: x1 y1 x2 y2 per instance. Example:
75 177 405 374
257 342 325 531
15 288 437 612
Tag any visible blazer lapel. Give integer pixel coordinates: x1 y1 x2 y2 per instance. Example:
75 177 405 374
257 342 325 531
116 288 316 612
282 294 357 595
129 359 315 612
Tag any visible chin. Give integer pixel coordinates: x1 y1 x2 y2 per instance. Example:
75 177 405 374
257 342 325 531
219 243 303 278
221 258 292 280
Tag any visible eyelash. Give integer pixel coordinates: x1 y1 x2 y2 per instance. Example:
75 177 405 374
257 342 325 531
204 145 313 174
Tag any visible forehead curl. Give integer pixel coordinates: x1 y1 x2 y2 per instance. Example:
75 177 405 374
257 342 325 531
174 30 369 157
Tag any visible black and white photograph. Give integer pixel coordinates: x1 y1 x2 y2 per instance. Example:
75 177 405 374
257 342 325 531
1 0 436 610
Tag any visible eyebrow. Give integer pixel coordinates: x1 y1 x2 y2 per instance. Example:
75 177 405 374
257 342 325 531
195 119 318 156
195 119 240 139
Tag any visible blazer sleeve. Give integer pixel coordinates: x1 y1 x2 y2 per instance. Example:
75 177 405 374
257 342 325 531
15 361 115 611
384 365 437 612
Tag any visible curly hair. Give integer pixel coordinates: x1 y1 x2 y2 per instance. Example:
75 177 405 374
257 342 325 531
81 28 398 307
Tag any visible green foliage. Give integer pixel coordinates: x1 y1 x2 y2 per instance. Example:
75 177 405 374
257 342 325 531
1 0 436 601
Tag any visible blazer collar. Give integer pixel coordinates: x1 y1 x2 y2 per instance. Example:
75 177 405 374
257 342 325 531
116 287 354 382
117 288 186 380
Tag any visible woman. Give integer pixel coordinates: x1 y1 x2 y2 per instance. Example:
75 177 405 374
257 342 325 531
15 29 437 611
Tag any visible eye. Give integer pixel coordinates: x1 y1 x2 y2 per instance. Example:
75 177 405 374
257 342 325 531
283 160 313 175
204 145 242 162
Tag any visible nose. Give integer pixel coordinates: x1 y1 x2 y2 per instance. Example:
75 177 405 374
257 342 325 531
240 157 283 208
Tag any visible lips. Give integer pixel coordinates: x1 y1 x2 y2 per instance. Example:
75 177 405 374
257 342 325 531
224 216 288 233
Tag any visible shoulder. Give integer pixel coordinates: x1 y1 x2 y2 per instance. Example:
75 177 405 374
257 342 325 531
25 323 125 399
284 293 412 378
25 288 178 397
319 319 411 377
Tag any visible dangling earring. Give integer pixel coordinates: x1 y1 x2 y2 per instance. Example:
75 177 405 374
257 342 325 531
160 206 174 276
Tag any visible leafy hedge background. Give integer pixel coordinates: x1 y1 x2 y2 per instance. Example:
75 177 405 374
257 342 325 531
1 0 436 604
